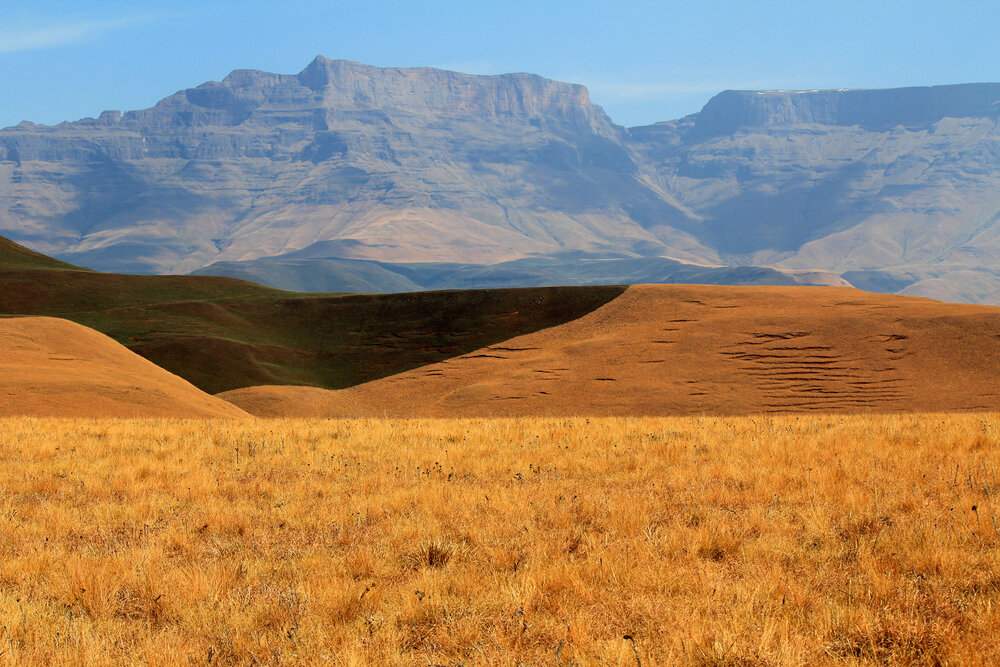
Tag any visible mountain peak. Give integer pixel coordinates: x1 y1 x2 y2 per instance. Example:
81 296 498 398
296 55 376 91
288 57 611 130
9 61 1000 303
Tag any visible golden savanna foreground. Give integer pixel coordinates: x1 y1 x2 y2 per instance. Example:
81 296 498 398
0 415 998 665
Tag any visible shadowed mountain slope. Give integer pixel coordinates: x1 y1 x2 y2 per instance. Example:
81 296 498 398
0 235 625 393
220 284 1000 417
0 316 249 418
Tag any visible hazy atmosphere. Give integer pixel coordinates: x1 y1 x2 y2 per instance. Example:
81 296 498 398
4 2 1000 664
3 0 1000 129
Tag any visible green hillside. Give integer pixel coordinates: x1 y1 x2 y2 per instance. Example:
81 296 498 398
0 236 625 393
0 236 87 271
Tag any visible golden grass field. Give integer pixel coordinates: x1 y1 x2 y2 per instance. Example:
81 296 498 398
0 414 998 665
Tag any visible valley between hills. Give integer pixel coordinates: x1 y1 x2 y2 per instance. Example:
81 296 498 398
4 233 1000 419
3 56 1000 667
4 236 1000 664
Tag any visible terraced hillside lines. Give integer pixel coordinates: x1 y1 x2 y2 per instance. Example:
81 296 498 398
0 317 249 418
220 284 1000 418
721 330 909 412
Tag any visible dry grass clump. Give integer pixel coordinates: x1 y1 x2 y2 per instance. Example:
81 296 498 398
0 414 998 664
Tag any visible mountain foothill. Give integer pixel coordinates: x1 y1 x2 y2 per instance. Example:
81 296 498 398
5 234 1000 419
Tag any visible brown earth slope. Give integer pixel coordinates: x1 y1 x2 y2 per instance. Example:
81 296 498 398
0 233 627 394
0 317 248 418
221 284 1000 417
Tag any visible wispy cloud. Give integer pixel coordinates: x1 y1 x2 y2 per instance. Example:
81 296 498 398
0 13 163 54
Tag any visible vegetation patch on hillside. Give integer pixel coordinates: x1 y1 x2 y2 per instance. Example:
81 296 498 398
0 235 624 392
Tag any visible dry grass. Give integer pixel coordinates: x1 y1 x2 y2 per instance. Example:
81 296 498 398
0 414 998 665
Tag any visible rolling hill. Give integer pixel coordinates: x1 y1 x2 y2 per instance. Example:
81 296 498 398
6 234 1000 418
0 316 248 418
221 284 1000 417
0 234 84 270
0 234 625 393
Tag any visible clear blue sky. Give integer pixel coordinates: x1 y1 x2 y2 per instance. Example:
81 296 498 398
2 0 999 129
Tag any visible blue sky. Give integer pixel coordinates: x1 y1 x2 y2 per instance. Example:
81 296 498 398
2 0 999 129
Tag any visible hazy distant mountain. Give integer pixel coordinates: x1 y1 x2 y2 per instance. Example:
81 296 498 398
627 85 1000 303
192 253 823 293
0 56 701 276
1 57 998 301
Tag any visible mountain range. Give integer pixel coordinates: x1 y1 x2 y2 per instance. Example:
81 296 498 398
1 56 998 301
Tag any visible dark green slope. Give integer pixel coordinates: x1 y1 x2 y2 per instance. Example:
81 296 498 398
0 236 86 271
0 236 625 393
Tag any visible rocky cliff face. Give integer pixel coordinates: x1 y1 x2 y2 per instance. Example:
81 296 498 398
0 56 703 274
133 56 613 133
688 84 1000 137
2 61 1000 302
628 83 1000 303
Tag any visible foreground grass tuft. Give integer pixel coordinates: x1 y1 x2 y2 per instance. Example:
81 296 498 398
0 414 998 664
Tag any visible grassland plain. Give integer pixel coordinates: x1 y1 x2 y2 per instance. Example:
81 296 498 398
0 415 998 665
